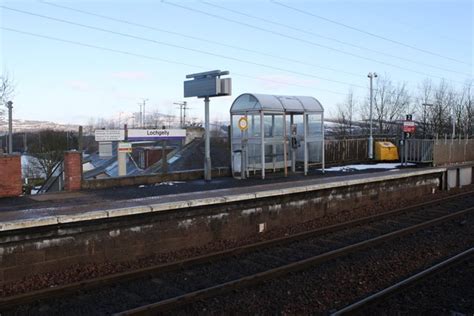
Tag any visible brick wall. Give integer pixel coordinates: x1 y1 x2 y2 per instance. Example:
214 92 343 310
0 154 22 198
0 172 442 284
64 151 82 191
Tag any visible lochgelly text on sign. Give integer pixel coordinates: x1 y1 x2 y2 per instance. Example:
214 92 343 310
95 130 125 142
127 129 186 141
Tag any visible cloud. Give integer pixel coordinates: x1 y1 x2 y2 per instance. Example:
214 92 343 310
112 71 150 80
66 80 92 91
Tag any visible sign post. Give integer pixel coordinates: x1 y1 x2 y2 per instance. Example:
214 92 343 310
95 130 125 142
95 128 186 176
238 117 248 131
184 70 232 181
117 142 132 176
127 129 186 141
401 115 415 166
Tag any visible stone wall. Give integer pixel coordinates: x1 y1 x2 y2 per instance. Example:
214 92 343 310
0 172 442 284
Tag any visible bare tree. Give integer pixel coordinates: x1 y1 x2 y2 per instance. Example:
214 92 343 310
0 71 16 119
373 75 411 134
458 80 473 136
335 89 357 137
465 81 473 136
361 75 411 135
427 79 456 137
29 130 77 177
210 120 226 138
22 155 45 179
415 78 433 137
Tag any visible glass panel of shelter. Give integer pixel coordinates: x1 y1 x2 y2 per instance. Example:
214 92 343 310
306 113 325 171
288 113 304 172
231 112 321 179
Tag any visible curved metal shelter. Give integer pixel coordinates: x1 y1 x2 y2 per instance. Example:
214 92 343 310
230 93 325 179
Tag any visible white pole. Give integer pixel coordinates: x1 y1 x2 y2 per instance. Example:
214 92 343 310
204 96 211 181
368 74 374 159
138 103 142 128
291 115 295 172
7 101 13 154
118 145 127 176
321 112 325 173
451 107 455 139
143 100 146 128
283 113 288 177
260 111 265 179
183 101 187 127
304 113 308 175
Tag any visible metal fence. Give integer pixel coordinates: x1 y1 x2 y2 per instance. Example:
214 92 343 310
324 138 396 165
403 139 434 163
433 138 474 166
403 138 474 166
324 139 367 165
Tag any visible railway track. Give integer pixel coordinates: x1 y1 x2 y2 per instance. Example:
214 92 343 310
330 247 473 315
2 191 473 315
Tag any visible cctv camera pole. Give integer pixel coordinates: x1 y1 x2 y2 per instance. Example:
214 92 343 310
369 75 373 159
204 96 211 181
7 101 13 154
184 70 231 182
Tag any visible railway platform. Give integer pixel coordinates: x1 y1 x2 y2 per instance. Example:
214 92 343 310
0 165 472 284
0 166 447 231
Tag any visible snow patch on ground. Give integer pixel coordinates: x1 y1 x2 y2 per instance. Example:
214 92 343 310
322 163 415 172
138 181 185 188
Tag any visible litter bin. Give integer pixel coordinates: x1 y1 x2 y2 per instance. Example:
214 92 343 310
375 141 399 161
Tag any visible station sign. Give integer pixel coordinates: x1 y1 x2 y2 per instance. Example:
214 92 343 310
95 130 125 142
128 129 186 141
238 117 248 131
118 142 132 153
403 121 416 133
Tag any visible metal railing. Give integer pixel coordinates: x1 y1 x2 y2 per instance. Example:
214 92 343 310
37 160 64 194
403 139 434 163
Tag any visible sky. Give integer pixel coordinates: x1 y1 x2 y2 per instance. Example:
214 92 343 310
1 0 472 125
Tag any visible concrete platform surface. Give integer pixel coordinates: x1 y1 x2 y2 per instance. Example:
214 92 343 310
0 167 446 232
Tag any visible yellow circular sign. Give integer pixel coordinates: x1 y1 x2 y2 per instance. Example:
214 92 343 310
238 117 248 131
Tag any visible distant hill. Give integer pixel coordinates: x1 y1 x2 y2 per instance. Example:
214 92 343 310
0 118 79 132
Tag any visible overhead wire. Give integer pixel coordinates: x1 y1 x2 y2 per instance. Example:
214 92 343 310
1 6 367 89
161 1 467 84
271 0 471 66
38 0 362 78
200 0 469 77
0 26 348 96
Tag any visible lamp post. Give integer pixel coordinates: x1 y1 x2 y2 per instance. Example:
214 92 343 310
451 107 455 139
367 72 377 159
6 101 13 154
421 103 433 139
138 98 148 128
174 101 188 128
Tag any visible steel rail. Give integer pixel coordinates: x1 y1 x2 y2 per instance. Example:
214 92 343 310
1 190 472 310
330 247 474 315
114 207 473 315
